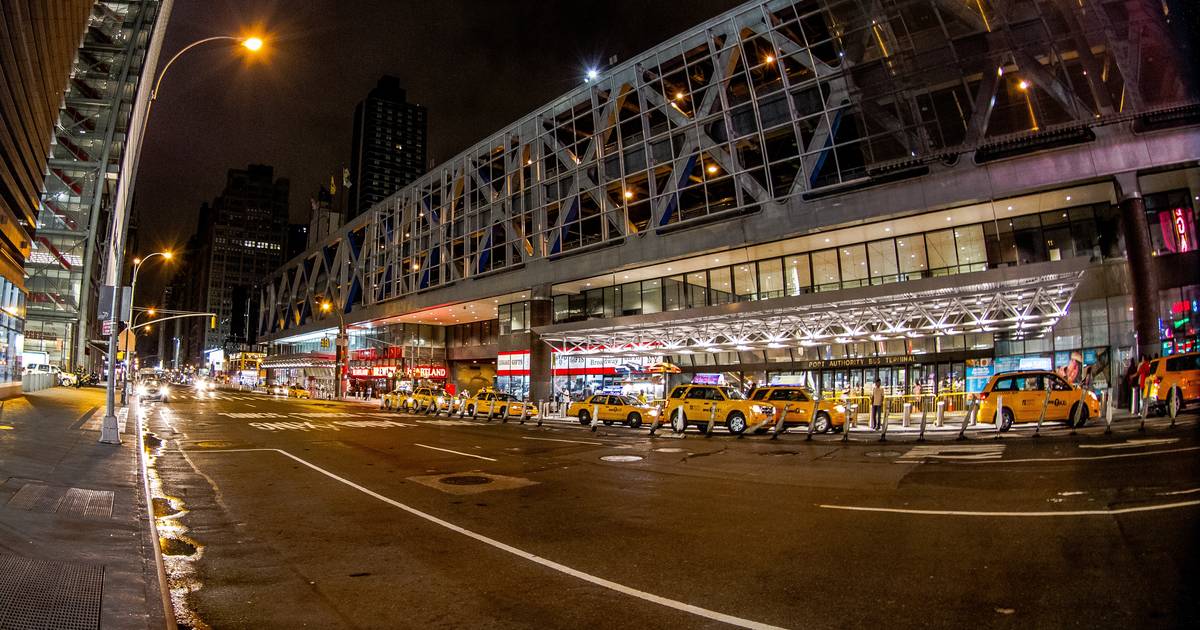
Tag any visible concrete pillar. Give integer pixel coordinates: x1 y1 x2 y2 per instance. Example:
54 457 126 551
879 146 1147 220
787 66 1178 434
528 295 553 402
1115 172 1160 358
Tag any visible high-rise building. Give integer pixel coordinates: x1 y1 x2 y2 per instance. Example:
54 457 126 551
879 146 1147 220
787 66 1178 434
0 0 94 394
193 165 289 365
22 0 171 373
348 76 427 220
286 224 309 261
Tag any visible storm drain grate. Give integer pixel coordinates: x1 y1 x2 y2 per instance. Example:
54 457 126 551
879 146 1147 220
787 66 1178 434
7 484 64 513
6 484 114 518
0 553 103 630
440 475 493 486
58 488 114 518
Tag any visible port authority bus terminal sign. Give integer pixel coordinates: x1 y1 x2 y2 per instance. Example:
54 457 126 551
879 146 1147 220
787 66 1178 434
794 355 914 370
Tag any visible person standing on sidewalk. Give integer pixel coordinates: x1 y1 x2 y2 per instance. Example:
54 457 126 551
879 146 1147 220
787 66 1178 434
870 379 884 430
1136 356 1152 410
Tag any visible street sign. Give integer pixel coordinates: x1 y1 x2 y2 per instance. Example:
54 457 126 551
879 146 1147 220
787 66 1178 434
102 320 113 336
118 329 136 353
97 285 132 322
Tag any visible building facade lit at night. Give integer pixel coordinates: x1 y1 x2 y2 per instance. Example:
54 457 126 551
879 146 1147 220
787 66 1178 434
260 0 1200 402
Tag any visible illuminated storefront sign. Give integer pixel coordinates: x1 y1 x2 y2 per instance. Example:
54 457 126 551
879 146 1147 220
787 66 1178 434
1159 207 1197 253
497 351 530 376
351 346 404 361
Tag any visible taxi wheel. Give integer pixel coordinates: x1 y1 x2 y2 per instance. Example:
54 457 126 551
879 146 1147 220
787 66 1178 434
999 408 1014 432
384 399 393 410
495 406 506 419
1069 403 1089 427
671 410 687 434
726 412 747 435
578 411 591 426
812 412 831 434
465 405 476 416
627 413 642 429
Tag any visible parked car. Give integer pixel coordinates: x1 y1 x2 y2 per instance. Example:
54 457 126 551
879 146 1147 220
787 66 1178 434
404 387 452 412
1146 351 1200 415
977 371 1100 430
748 386 847 433
662 384 776 435
137 379 170 402
566 394 658 428
287 385 311 399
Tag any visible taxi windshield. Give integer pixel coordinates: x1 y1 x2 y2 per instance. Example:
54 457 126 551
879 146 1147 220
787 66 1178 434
720 387 747 400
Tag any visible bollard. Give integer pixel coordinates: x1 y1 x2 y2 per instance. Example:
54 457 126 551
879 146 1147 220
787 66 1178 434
1168 389 1179 427
956 398 976 441
705 404 717 437
902 402 912 428
471 402 480 421
521 400 534 424
842 404 856 443
993 394 1005 439
1138 392 1149 432
590 403 601 432
916 404 929 442
1104 389 1114 435
537 402 544 427
502 403 513 424
935 400 945 427
878 405 890 442
1033 389 1051 438
648 406 664 435
805 397 820 441
771 405 789 440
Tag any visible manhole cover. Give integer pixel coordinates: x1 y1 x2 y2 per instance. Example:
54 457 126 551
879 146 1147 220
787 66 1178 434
600 455 643 462
865 450 902 458
440 475 494 486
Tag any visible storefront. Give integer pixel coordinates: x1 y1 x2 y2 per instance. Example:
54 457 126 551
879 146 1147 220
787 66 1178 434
262 352 336 397
551 354 666 400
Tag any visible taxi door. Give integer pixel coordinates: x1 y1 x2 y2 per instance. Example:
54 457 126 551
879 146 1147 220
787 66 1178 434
478 393 495 415
684 387 717 420
1011 375 1045 421
1045 374 1075 421
770 389 809 423
602 396 624 422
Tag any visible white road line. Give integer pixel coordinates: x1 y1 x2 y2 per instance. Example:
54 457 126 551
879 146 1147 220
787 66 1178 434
958 445 1200 464
188 448 784 629
522 436 605 446
819 500 1200 517
412 443 498 462
1157 488 1200 496
1078 438 1178 449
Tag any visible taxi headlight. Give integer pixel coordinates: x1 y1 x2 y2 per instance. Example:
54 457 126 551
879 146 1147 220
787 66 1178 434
835 404 846 413
161 386 170 396
136 384 147 395
648 407 660 416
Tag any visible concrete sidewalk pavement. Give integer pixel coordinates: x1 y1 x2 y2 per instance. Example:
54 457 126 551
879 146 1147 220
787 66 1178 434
0 387 169 629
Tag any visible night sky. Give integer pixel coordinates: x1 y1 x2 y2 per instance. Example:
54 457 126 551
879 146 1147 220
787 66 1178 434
132 0 744 299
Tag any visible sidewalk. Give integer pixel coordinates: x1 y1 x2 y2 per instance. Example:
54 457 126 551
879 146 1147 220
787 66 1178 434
0 387 168 629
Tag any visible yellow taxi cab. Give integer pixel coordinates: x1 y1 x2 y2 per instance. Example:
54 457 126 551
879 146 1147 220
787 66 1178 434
748 386 848 433
287 385 311 399
402 386 452 412
662 384 776 435
381 388 409 411
977 370 1100 431
463 390 538 418
565 394 659 428
1147 351 1200 414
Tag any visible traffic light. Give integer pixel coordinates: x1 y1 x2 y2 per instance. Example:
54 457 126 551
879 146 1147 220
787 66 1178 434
210 315 216 329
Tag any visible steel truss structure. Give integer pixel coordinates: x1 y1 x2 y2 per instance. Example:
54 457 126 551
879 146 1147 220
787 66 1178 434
263 0 1195 337
542 270 1083 356
25 1 166 367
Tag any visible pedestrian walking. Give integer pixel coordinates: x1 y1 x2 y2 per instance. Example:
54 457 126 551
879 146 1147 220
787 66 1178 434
870 379 884 430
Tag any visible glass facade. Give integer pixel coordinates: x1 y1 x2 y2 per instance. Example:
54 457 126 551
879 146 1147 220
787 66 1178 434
0 279 26 387
264 0 1197 338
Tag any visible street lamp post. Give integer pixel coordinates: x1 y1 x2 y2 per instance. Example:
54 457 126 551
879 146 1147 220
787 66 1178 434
321 300 347 400
120 252 171 404
99 34 264 444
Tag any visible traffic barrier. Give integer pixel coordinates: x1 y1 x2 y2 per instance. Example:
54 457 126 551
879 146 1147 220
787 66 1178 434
935 400 945 427
771 405 789 440
916 403 929 442
878 405 890 442
842 404 856 443
502 403 512 423
956 398 977 441
471 403 480 422
1033 389 1051 438
705 403 717 437
1167 388 1179 427
1138 393 1149 432
648 406 665 435
901 402 912 428
992 395 1005 439
520 400 535 424
590 403 601 432
805 397 820 441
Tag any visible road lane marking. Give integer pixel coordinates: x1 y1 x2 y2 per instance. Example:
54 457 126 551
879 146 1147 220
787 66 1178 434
819 500 1200 517
957 445 1200 464
896 444 1004 462
1078 438 1178 449
413 443 497 462
188 448 784 630
522 436 605 446
1157 488 1200 496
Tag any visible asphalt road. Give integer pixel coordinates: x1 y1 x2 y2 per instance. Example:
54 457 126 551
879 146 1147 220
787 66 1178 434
142 388 1200 629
